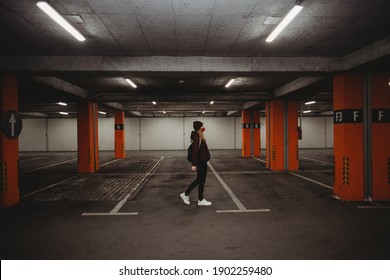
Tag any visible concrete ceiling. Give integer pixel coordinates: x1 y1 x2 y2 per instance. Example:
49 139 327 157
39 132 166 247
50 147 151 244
1 0 389 117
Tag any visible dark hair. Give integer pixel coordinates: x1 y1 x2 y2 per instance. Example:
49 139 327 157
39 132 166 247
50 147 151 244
193 121 203 131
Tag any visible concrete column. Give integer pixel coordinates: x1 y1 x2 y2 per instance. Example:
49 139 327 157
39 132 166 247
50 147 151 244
371 74 390 200
77 101 99 173
253 110 261 158
241 110 251 157
115 111 125 159
0 75 20 208
333 74 364 201
265 100 298 171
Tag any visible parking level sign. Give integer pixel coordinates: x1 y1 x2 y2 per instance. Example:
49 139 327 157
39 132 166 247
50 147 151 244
1 110 22 139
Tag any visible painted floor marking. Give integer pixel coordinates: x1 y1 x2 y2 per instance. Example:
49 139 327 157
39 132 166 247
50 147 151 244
99 159 120 168
299 156 334 166
252 157 267 163
82 156 165 216
21 175 79 199
22 159 76 174
207 162 270 214
289 172 333 190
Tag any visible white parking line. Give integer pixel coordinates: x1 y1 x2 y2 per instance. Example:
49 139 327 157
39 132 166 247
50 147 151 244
289 172 333 190
299 156 334 166
82 156 165 216
252 157 267 163
22 159 76 174
207 162 270 214
99 159 120 168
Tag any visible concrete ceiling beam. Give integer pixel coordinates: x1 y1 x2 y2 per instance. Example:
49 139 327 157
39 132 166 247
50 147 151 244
125 104 243 111
343 35 390 70
1 56 343 72
31 76 89 99
274 77 326 98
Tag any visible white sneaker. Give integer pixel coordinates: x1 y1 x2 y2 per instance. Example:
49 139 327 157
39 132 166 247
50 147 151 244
198 199 212 206
180 193 190 205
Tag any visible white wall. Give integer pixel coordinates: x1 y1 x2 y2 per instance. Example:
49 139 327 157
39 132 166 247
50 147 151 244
298 117 333 148
47 119 77 151
19 119 47 151
19 116 333 152
98 118 114 150
141 118 183 150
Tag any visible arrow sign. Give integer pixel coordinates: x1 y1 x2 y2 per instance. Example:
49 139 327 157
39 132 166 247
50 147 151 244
1 110 22 139
9 113 16 137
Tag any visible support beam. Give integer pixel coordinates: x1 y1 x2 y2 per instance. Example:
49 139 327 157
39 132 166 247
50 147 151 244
274 77 326 98
344 36 390 70
226 111 238 116
31 77 89 99
0 56 343 72
243 102 261 110
124 104 243 111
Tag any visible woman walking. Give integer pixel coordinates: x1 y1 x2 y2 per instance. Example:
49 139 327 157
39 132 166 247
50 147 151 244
180 121 212 206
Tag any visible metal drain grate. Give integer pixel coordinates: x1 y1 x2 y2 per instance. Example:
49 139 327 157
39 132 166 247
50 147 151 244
23 174 145 202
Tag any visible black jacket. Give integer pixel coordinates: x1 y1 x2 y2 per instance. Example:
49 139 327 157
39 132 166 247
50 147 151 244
191 131 211 166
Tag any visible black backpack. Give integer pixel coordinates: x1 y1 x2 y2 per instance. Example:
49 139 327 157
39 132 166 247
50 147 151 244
187 137 201 162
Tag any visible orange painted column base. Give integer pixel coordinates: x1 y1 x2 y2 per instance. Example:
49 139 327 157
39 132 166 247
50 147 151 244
241 110 251 157
115 111 125 159
371 74 390 200
77 101 99 173
266 100 298 171
333 74 364 201
0 75 20 208
253 110 261 158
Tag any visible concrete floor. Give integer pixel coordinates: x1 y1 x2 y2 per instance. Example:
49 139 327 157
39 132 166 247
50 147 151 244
1 149 390 259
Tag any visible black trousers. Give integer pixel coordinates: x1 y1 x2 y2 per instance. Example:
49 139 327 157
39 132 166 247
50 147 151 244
185 161 208 201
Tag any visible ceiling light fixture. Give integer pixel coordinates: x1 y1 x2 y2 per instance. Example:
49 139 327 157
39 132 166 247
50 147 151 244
98 111 107 115
125 78 137 88
265 2 303 43
36 2 86 42
304 101 316 105
210 101 214 105
163 111 166 114
225 78 235 88
59 112 69 115
57 102 67 106
303 110 311 114
152 101 157 105
179 80 184 84
202 111 206 114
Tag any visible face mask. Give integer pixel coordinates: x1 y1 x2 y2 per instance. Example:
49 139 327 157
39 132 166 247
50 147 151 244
201 127 205 132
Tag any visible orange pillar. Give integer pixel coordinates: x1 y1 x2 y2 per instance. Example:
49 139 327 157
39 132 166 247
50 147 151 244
266 100 298 171
241 110 251 157
0 75 20 208
333 74 364 201
77 101 99 173
253 110 261 158
371 74 390 200
115 111 125 159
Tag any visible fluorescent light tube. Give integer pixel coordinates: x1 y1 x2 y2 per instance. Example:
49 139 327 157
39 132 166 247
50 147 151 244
303 110 311 114
36 2 86 42
304 101 316 105
59 112 68 115
202 111 206 114
266 4 303 43
163 111 166 114
152 101 157 105
98 111 106 115
210 101 214 105
57 102 67 106
125 78 137 88
225 78 235 88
